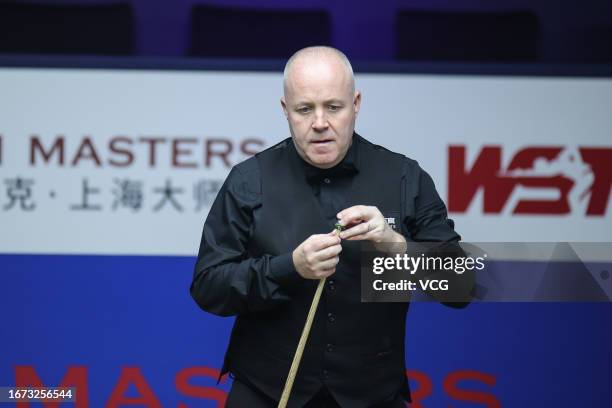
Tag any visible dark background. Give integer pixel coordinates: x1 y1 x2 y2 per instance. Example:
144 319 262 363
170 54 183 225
1 0 611 63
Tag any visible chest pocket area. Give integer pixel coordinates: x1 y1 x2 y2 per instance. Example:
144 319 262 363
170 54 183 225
382 210 400 233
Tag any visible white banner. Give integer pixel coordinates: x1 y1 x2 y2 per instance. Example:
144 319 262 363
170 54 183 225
1 68 610 255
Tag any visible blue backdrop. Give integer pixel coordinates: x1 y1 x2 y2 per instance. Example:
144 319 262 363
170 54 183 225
2 254 612 407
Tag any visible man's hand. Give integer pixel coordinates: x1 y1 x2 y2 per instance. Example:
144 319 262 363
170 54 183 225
336 205 407 254
292 232 342 279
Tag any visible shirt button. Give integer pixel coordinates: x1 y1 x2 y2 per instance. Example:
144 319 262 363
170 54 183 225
326 343 334 352
327 280 336 291
323 178 331 184
327 312 336 323
323 370 329 378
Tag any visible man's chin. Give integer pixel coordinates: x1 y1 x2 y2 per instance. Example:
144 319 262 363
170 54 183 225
308 155 340 169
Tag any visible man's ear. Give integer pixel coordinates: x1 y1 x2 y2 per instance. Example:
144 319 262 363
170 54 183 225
281 97 289 119
353 91 362 115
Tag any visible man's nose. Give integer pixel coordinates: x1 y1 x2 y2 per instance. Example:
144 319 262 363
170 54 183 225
312 110 329 131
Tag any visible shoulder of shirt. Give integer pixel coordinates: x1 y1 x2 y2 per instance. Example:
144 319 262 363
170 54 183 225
225 155 264 199
228 138 293 198
255 137 293 157
230 137 291 178
231 154 259 177
355 133 421 174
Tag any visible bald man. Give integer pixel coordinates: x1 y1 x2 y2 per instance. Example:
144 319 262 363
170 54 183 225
191 46 463 407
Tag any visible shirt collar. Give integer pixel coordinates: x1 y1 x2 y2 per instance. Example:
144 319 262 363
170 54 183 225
293 133 360 183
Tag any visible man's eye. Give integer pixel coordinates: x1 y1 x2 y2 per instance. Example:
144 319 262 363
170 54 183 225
328 105 341 112
296 107 311 114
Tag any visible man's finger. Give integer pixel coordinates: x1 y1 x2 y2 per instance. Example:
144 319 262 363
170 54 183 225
315 243 343 262
318 257 340 271
337 205 373 226
344 233 370 241
337 205 367 218
337 205 368 222
339 221 371 239
309 233 341 251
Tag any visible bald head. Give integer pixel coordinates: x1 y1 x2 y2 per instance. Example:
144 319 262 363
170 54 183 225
283 46 355 97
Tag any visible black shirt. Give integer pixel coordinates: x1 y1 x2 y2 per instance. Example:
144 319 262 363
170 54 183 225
191 133 460 317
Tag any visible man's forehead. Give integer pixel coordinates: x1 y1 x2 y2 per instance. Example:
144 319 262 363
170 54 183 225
285 58 351 100
289 56 346 80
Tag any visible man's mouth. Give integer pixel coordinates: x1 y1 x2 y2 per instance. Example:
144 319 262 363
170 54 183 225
311 139 333 144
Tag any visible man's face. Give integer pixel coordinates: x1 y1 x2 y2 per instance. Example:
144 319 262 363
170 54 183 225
281 58 361 169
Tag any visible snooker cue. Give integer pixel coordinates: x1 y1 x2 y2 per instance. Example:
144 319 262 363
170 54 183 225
277 225 344 408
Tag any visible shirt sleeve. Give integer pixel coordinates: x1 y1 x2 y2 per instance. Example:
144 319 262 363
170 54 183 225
190 159 303 317
401 159 473 307
402 159 461 243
